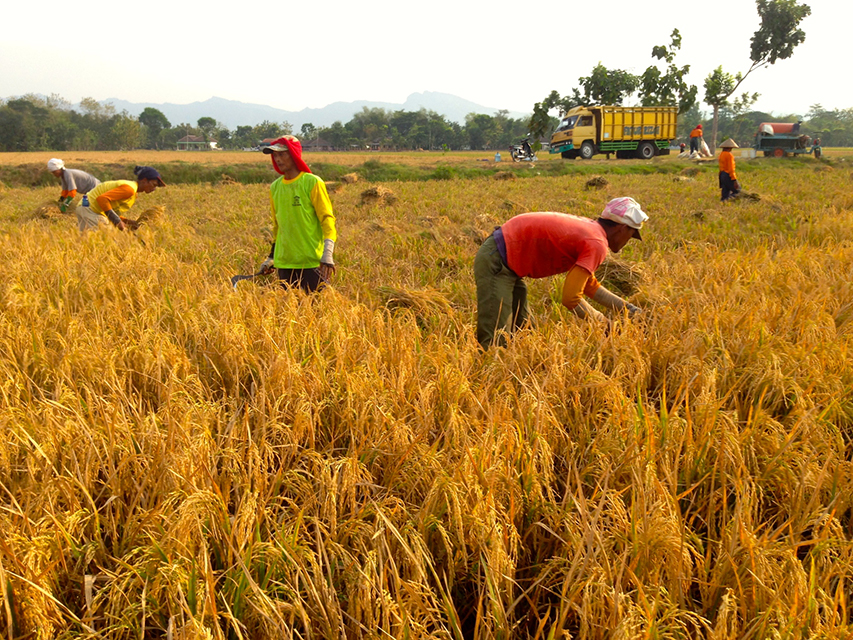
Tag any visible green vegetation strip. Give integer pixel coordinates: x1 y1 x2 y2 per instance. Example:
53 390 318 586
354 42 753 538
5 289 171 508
2 155 834 189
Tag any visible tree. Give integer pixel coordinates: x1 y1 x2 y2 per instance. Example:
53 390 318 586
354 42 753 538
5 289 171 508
579 64 639 106
704 0 811 152
139 107 170 149
638 29 697 113
300 122 317 140
197 116 217 147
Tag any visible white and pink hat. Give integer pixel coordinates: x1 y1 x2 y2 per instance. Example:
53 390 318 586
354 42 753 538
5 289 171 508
600 197 648 239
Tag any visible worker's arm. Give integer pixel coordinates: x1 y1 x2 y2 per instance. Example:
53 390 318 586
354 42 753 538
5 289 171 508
591 286 640 316
95 184 134 229
562 266 606 323
310 180 337 280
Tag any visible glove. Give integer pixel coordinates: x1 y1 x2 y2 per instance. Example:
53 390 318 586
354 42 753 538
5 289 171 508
320 239 335 266
625 303 641 317
59 202 68 213
259 257 275 274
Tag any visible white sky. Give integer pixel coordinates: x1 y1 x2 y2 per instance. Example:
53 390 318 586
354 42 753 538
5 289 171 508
0 0 844 119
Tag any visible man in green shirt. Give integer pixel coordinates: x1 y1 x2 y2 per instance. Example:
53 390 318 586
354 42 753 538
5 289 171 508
259 136 337 292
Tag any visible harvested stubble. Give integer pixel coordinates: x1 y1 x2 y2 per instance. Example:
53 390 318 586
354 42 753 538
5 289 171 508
325 180 343 194
340 172 359 184
585 175 609 189
494 171 516 181
360 185 397 206
681 166 702 177
673 175 694 182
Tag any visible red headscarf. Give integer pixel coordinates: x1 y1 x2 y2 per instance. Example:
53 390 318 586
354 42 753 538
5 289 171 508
265 136 312 175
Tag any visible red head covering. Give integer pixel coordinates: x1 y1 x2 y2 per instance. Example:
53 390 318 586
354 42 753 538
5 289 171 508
263 136 312 175
696 124 703 129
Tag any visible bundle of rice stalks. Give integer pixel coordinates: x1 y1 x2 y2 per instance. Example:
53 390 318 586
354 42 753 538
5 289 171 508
377 286 454 322
672 175 694 182
122 205 166 229
585 175 609 189
34 201 64 218
681 166 701 177
340 173 359 184
360 186 397 206
136 205 165 224
738 191 762 202
325 181 343 194
596 257 645 296
493 171 516 181
218 174 238 185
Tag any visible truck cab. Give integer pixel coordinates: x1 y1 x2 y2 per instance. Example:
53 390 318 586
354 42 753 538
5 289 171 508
550 108 597 159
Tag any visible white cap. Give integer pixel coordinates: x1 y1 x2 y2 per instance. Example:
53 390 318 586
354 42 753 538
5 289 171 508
47 158 64 171
601 197 648 231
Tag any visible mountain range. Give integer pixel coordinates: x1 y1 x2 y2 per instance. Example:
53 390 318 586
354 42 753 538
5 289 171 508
99 92 530 130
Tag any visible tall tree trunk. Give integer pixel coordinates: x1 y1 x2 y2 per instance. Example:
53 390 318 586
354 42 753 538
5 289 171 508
710 105 720 156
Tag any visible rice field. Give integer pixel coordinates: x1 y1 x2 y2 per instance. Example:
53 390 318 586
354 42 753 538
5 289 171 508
1 154 852 639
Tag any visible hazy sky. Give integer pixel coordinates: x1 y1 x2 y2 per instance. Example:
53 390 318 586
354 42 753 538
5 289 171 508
0 0 843 118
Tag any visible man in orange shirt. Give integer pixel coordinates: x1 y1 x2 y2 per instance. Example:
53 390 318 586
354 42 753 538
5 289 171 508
474 197 647 349
689 124 704 153
718 138 741 201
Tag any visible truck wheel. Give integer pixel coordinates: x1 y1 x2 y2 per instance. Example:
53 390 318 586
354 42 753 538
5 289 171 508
636 142 656 159
773 148 786 158
580 142 595 160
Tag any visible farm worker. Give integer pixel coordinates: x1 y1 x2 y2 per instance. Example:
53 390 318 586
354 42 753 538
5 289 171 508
474 197 647 349
718 138 741 202
812 138 822 159
689 124 703 153
47 158 100 213
258 135 337 292
76 166 165 232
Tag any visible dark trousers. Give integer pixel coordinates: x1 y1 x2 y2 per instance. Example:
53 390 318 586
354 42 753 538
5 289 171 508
690 137 700 153
277 267 324 293
719 171 740 201
474 235 528 349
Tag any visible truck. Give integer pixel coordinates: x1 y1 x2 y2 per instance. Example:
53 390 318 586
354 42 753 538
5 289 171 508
753 122 812 157
549 105 678 160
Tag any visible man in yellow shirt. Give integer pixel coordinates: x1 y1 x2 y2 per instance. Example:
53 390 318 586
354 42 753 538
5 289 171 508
718 138 741 202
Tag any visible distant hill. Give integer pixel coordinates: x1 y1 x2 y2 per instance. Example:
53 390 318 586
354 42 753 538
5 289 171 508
99 92 530 129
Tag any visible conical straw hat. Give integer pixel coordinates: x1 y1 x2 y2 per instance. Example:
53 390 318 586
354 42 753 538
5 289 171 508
719 138 739 148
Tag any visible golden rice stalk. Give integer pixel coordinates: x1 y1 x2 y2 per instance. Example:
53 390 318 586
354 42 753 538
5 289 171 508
585 175 609 189
218 173 237 185
596 256 645 296
360 186 397 206
340 173 359 184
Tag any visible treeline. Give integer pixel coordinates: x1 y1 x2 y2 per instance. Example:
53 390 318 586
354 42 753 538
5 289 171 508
0 94 533 152
676 102 853 147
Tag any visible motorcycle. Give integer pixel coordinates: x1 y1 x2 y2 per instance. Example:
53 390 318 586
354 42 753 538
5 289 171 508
510 137 536 162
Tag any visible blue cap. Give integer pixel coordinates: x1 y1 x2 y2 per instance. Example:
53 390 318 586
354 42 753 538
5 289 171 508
134 166 165 186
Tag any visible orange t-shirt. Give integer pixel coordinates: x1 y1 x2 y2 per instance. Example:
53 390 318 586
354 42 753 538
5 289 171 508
690 128 703 138
719 150 737 180
502 212 608 280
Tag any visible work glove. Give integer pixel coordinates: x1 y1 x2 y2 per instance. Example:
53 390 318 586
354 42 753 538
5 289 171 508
625 303 641 317
259 257 275 274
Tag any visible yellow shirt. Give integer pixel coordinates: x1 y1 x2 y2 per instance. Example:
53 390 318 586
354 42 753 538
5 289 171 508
88 180 138 215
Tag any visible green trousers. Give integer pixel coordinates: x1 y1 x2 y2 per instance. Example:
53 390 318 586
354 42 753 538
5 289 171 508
474 235 528 349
